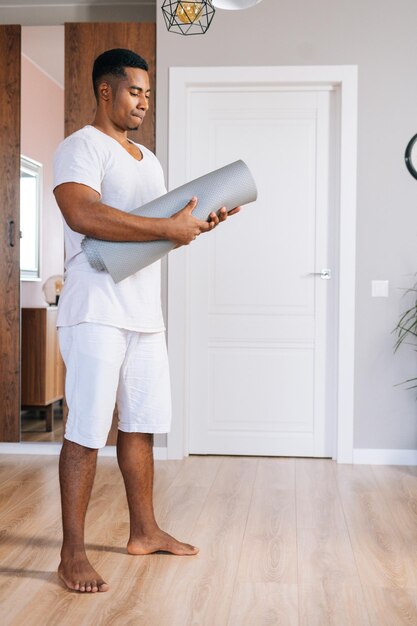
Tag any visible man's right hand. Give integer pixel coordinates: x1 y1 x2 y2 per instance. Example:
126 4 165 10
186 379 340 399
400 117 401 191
166 197 212 246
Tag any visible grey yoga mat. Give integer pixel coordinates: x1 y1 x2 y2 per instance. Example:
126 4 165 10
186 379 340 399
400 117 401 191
81 159 257 283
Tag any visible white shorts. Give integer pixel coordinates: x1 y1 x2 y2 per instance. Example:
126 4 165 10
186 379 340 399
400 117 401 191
58 323 172 449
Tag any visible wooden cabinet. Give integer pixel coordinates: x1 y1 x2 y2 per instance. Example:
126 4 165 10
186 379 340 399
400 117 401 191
21 307 65 431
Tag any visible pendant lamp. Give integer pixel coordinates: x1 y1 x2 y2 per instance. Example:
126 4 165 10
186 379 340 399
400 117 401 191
161 1 215 35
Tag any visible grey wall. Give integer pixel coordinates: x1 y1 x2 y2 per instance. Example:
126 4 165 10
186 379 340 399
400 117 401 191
156 0 417 451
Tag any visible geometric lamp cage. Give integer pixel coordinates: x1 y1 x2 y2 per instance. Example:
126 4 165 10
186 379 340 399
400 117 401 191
161 1 216 35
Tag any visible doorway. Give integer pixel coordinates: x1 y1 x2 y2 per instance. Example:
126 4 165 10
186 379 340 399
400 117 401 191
167 66 358 462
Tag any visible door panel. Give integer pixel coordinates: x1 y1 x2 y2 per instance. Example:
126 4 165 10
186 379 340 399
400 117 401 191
64 23 156 446
65 22 155 151
185 89 334 456
0 25 21 442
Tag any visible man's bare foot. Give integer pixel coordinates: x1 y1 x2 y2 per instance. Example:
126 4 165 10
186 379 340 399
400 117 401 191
127 529 199 556
58 550 109 593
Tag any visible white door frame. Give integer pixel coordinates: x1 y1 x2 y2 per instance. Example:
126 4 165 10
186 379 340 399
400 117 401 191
166 65 358 463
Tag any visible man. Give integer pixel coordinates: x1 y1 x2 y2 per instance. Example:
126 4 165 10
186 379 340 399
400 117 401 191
53 48 240 593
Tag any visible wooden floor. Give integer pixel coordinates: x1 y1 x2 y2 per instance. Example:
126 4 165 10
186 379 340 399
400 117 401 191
0 455 417 625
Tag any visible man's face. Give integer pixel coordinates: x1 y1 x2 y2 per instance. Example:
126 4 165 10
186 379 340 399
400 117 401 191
108 67 150 132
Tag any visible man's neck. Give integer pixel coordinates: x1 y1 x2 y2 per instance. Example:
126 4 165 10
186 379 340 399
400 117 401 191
91 114 143 161
92 115 128 146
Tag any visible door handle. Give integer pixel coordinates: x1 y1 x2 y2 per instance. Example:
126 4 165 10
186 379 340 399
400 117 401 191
308 269 332 280
8 219 15 247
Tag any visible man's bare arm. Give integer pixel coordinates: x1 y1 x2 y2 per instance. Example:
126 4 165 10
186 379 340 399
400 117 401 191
54 182 215 247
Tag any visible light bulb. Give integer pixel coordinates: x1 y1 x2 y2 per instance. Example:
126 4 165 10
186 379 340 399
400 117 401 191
175 2 204 23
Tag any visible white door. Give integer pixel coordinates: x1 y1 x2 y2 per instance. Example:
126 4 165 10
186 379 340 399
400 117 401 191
168 81 340 458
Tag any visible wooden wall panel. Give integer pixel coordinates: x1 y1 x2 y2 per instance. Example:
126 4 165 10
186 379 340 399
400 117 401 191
0 25 21 442
65 22 156 152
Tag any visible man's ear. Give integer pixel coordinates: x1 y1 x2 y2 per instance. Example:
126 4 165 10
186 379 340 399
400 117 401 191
98 80 111 102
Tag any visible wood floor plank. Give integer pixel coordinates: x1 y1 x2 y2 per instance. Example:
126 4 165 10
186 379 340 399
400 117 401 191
0 478 52 514
371 464 417 573
236 458 297 584
363 586 417 626
299 580 370 626
296 459 346 530
0 454 56 484
384 494 417 543
0 454 39 471
0 477 61 549
335 463 380 495
228 582 298 626
297 526 358 586
371 465 417 499
339 485 417 589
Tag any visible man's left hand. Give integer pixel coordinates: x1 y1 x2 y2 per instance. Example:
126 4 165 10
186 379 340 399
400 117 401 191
207 206 241 229
174 205 241 249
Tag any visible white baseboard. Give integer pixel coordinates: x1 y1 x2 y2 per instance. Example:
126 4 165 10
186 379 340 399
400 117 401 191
0 442 168 460
353 448 417 465
3 444 414 465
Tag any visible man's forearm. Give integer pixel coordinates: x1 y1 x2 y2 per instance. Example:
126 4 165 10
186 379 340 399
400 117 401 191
54 184 212 246
68 201 170 242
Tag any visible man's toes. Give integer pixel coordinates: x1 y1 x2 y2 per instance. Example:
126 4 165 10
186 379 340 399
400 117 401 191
186 544 199 554
85 583 92 592
170 541 199 555
79 584 86 592
98 581 109 592
91 580 98 593
177 542 198 553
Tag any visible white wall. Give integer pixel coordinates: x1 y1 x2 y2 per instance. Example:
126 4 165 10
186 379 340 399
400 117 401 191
156 0 417 451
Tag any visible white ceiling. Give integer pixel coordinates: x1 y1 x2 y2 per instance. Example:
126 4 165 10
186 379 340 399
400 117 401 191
22 26 65 88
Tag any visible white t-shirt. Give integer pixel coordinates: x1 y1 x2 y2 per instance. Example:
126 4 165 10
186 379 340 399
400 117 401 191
53 125 166 332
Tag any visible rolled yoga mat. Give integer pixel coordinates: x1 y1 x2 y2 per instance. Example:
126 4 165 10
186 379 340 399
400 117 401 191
81 159 257 283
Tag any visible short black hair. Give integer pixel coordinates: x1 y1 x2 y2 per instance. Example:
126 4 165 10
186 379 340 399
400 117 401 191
92 48 148 99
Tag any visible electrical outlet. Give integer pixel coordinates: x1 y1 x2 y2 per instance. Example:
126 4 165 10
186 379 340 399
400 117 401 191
371 280 389 297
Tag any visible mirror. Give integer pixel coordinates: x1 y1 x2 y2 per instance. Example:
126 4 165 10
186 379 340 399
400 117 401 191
405 133 417 180
20 155 42 280
20 26 65 445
